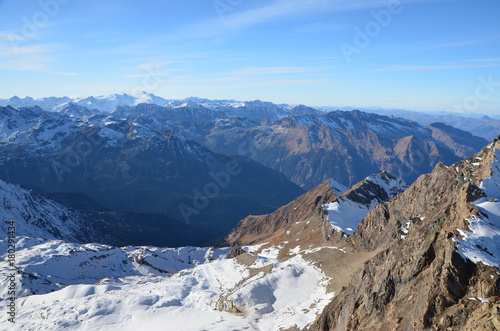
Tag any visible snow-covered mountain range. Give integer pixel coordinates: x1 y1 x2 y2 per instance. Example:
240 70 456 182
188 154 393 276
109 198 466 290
1 138 500 330
0 103 305 242
0 93 319 121
0 92 168 113
3 139 500 330
0 93 490 243
4 93 498 140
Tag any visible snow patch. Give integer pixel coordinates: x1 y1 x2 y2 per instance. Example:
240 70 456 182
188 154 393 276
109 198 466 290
323 171 407 235
455 149 500 269
329 178 348 195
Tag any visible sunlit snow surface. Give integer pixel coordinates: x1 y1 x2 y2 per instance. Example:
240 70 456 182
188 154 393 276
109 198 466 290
454 149 500 268
323 199 372 235
0 240 333 330
323 172 407 235
329 178 348 195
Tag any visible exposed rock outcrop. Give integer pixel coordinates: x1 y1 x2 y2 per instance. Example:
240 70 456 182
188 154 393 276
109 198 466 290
310 138 500 331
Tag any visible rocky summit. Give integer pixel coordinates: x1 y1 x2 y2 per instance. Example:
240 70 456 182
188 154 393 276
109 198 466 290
309 137 500 330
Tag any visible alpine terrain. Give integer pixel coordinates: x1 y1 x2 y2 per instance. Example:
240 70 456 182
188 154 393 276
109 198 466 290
0 94 498 331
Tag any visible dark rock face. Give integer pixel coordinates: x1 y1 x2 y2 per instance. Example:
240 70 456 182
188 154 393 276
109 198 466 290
310 140 500 331
0 178 219 247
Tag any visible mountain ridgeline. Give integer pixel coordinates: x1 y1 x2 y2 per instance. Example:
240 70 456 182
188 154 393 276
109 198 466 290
309 138 500 331
0 94 489 246
0 94 499 330
224 137 500 331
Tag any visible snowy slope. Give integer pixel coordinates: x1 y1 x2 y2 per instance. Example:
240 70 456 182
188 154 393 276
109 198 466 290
0 179 105 243
454 148 500 268
323 171 408 235
0 237 231 298
329 178 348 195
0 240 332 331
0 105 201 153
293 110 429 140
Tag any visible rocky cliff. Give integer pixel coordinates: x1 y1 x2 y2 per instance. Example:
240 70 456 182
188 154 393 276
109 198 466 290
310 138 500 331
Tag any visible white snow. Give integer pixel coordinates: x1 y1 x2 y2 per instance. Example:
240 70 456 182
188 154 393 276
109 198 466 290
0 180 100 243
468 297 490 303
0 237 232 298
228 255 332 330
0 239 333 330
329 178 348 195
323 171 407 235
301 246 347 254
479 149 500 198
401 221 410 234
454 149 500 269
400 221 411 240
323 199 373 236
455 206 500 268
366 171 408 197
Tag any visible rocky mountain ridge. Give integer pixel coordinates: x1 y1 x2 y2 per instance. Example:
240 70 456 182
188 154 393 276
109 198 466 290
226 170 407 252
203 110 486 188
224 138 500 331
1 95 489 190
309 138 500 330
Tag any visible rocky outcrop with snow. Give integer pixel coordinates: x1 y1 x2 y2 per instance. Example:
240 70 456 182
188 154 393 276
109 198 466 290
0 179 106 243
311 138 500 331
323 171 408 235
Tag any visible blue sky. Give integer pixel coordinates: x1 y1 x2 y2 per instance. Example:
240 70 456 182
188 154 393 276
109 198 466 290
0 0 499 114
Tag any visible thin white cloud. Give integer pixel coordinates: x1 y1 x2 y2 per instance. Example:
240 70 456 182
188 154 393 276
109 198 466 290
0 41 77 75
127 70 185 78
61 84 134 94
459 58 500 63
157 78 328 91
137 61 172 71
0 58 47 71
373 59 500 72
179 0 434 40
428 37 499 49
294 22 347 33
126 61 186 78
0 43 55 57
0 31 25 42
46 71 78 76
231 66 328 75
218 0 396 30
